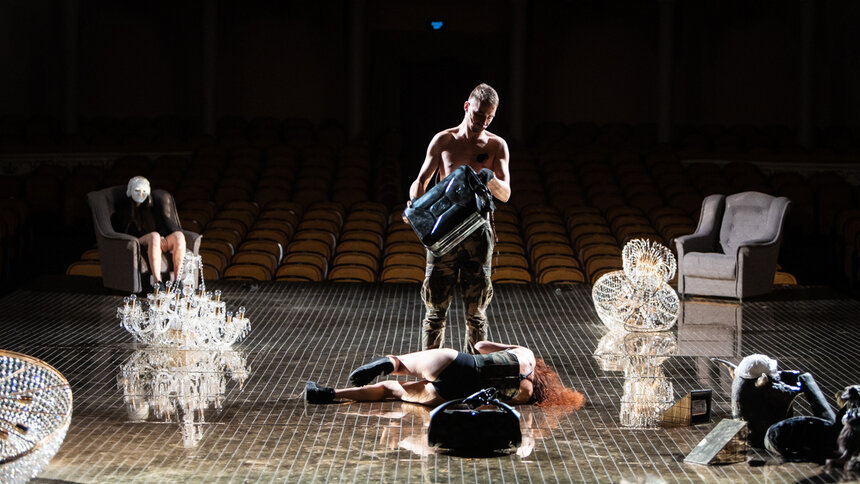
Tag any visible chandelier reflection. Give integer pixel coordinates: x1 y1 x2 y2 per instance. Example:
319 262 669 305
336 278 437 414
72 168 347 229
117 254 250 348
594 330 678 429
0 350 73 483
619 331 677 428
118 347 248 448
592 239 679 332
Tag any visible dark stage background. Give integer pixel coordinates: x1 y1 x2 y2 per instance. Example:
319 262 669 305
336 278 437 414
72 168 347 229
0 0 858 291
2 1 857 144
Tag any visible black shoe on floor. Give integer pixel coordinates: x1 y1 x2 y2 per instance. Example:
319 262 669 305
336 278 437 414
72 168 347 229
305 381 335 404
348 357 394 387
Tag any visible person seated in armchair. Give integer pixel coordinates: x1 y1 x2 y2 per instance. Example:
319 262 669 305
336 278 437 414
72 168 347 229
111 176 186 290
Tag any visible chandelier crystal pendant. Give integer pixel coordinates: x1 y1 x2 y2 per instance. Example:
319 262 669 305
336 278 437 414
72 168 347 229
117 254 251 348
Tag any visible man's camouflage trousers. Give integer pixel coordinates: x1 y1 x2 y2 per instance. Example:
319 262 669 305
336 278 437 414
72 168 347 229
421 222 494 354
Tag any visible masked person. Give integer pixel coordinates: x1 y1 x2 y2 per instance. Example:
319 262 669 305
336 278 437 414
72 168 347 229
111 176 186 290
404 83 511 354
305 341 585 408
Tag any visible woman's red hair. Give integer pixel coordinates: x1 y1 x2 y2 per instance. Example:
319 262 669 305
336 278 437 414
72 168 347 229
530 359 585 408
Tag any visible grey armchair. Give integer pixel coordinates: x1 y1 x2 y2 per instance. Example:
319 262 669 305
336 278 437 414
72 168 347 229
675 191 790 300
87 186 201 293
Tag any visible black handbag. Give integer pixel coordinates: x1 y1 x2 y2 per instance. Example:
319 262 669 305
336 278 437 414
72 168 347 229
404 165 495 257
427 388 522 456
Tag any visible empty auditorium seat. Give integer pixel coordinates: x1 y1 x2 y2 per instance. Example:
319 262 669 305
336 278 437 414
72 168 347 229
286 239 332 261
224 262 272 281
533 254 580 274
203 228 243 248
496 231 525 246
773 271 797 286
383 252 426 269
276 262 325 282
297 218 340 234
381 265 425 283
245 228 290 249
180 200 218 222
526 233 570 253
493 253 529 270
492 266 531 284
251 220 295 241
255 186 292 207
215 208 257 231
283 252 328 276
200 239 235 260
202 263 220 281
199 249 229 275
66 260 102 277
206 219 248 238
530 242 575 265
585 255 623 284
292 230 337 254
569 223 612 242
494 241 527 257
329 264 376 283
232 251 278 276
238 240 283 263
579 244 621 266
383 241 426 258
342 219 385 235
333 252 379 272
386 230 421 244
340 230 384 249
258 208 300 228
336 239 380 257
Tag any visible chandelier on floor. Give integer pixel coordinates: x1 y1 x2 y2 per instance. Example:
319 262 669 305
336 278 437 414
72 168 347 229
0 350 73 483
118 347 248 448
117 254 250 348
592 239 680 332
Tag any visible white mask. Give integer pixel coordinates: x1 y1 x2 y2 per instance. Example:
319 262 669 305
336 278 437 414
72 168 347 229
126 176 151 204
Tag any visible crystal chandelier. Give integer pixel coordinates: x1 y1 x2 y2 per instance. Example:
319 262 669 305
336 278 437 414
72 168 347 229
0 350 73 483
592 239 680 332
117 347 248 448
117 253 250 348
593 330 678 429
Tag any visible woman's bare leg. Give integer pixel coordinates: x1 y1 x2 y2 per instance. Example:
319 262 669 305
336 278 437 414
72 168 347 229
347 348 459 388
389 348 459 380
138 232 163 282
335 380 444 406
163 231 186 281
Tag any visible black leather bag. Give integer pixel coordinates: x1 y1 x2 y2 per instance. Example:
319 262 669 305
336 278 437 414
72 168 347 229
427 388 521 456
404 165 495 257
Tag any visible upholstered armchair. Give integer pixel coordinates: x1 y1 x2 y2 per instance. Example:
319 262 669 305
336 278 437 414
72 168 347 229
87 186 201 293
675 191 790 300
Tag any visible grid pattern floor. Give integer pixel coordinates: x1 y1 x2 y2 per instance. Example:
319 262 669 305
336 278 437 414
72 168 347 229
2 280 858 483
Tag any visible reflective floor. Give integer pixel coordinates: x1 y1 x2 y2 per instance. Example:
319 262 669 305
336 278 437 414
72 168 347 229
2 279 858 483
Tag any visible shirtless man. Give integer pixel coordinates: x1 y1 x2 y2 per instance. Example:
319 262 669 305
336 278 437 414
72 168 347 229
405 83 511 354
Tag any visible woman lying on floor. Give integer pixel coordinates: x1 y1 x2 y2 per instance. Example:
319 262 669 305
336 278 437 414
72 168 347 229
305 341 585 407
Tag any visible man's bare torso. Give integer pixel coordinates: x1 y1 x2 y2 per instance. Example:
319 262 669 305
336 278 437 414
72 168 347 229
436 127 502 178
